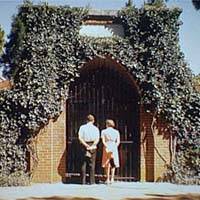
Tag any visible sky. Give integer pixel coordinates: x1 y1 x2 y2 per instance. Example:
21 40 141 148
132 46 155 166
0 0 199 75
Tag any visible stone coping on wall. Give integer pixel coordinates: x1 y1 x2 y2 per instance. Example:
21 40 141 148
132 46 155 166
85 9 120 25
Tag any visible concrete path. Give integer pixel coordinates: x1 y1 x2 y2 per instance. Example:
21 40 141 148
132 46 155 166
0 182 199 200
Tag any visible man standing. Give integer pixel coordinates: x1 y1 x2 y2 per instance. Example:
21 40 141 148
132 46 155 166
78 114 100 184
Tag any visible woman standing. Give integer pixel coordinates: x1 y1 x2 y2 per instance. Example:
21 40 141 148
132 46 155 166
101 119 120 184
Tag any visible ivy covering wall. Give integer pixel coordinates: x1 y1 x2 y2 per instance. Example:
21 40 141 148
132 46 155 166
0 25 4 54
0 1 199 185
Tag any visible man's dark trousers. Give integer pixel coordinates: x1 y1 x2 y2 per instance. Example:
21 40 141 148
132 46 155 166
81 148 96 184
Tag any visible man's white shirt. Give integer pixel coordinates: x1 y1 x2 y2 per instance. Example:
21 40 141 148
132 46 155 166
78 122 100 142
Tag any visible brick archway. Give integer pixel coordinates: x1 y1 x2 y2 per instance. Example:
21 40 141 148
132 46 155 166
29 57 171 183
66 57 140 182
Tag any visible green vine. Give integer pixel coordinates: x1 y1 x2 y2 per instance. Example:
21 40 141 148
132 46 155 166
0 25 4 54
0 2 199 185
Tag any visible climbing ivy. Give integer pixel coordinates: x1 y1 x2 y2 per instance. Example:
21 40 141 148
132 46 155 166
120 3 199 184
0 25 4 54
0 1 199 185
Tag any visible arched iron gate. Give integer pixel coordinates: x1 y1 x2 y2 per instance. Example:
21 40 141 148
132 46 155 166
66 63 140 182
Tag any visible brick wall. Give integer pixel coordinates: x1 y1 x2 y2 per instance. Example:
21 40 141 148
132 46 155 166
0 79 175 183
154 118 171 181
31 111 66 183
31 104 171 183
140 107 154 181
140 106 170 182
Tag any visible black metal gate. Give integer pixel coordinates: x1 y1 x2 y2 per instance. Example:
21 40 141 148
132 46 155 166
67 62 140 181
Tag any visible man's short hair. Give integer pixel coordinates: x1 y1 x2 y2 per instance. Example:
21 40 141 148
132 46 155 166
87 114 95 122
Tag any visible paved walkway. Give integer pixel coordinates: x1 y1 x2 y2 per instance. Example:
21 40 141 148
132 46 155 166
0 182 199 200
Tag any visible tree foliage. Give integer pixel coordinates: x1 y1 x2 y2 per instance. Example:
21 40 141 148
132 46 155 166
0 25 4 54
0 2 199 185
192 0 200 10
148 0 200 11
120 3 199 184
3 16 26 78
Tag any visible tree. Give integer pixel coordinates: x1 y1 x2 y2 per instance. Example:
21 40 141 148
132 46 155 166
192 0 200 10
126 0 133 7
2 16 26 78
147 0 166 5
0 25 4 54
148 0 200 10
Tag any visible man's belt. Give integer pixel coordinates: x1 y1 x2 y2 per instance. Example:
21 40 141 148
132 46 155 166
86 141 94 144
